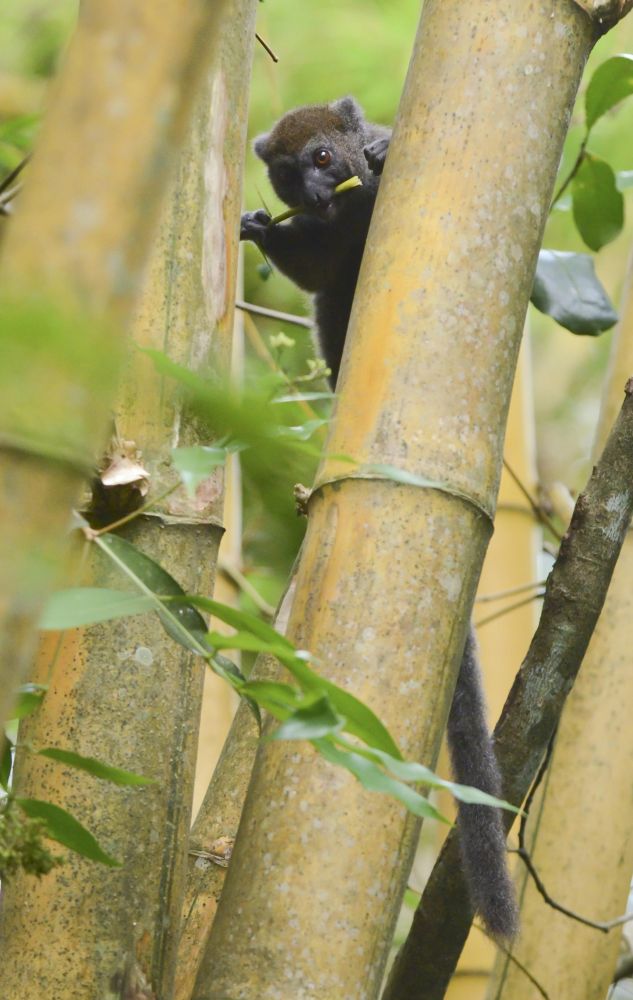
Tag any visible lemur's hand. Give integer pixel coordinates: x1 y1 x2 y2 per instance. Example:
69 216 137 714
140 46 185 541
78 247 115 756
363 137 390 176
240 209 272 244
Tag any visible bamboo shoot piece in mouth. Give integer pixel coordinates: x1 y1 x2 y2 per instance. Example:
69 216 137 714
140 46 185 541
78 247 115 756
269 175 363 225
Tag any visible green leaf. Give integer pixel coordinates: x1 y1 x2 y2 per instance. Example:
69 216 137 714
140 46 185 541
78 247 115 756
585 54 633 131
10 684 47 720
360 463 444 489
271 696 344 741
172 445 227 497
274 651 402 759
335 739 519 813
185 595 295 651
531 250 618 334
240 680 300 717
571 154 624 251
210 654 260 728
275 419 329 441
208 630 292 657
1 734 12 790
314 739 449 823
39 588 156 630
95 534 209 654
16 798 120 866
36 748 155 786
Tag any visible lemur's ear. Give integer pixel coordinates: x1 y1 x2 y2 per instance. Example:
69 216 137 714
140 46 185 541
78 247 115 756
331 96 365 131
253 132 271 162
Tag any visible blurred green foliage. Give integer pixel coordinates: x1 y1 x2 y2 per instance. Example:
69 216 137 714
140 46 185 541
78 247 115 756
3 0 633 593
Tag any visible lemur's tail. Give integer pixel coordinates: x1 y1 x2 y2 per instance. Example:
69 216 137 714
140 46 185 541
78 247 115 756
446 628 519 939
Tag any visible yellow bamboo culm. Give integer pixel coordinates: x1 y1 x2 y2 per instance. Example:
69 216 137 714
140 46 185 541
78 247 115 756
0 1 256 996
488 246 633 1000
197 2 594 998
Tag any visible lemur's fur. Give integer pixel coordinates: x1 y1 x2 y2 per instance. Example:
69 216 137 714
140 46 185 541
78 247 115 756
241 97 518 939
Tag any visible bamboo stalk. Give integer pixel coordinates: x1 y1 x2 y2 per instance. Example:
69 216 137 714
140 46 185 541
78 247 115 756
0 0 231 730
488 244 633 1000
196 2 594 997
0 2 256 996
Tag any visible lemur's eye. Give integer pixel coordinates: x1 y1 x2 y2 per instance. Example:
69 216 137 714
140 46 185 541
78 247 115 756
313 148 332 168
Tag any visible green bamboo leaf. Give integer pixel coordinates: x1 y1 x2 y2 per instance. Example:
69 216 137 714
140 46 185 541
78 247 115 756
208 630 292 657
172 445 227 497
36 748 155 786
1 734 12 790
361 463 444 489
272 696 344 741
585 54 633 131
314 739 449 823
336 739 520 813
10 684 47 721
274 650 402 759
185 595 295 651
531 250 618 334
96 534 209 654
275 419 329 441
571 154 624 251
16 798 120 867
272 391 335 403
240 680 300 717
39 588 156 630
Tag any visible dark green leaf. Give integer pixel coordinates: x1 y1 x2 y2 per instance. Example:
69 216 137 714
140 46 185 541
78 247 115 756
172 446 227 497
36 748 155 786
585 55 633 131
272 696 344 741
0 734 12 789
10 684 47 720
531 250 618 334
314 739 449 823
39 588 156 630
96 535 209 654
571 154 624 251
16 798 120 866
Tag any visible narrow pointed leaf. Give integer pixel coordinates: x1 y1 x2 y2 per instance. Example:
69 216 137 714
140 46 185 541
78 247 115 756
585 54 633 131
315 739 449 823
240 680 300 717
36 748 155 786
16 799 120 866
10 684 48 721
272 696 344 741
96 534 209 654
39 588 156 630
208 630 292 657
1 734 12 790
571 154 624 251
531 250 618 334
185 595 295 650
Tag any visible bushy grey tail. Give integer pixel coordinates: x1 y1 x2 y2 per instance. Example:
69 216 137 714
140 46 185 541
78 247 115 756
447 627 519 939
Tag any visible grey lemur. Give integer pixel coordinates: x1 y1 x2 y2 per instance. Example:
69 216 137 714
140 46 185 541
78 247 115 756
240 97 518 939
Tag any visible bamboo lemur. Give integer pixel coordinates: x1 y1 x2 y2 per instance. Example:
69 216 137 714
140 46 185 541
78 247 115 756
240 97 518 939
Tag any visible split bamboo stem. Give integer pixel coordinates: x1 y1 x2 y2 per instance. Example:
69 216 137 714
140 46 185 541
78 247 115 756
198 2 594 998
0 2 256 997
488 245 633 1000
0 0 231 730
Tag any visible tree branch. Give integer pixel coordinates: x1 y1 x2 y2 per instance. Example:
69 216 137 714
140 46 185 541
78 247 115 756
383 379 633 1000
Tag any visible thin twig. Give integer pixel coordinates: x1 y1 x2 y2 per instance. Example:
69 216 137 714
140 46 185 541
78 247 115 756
0 154 31 196
475 591 544 628
236 298 312 329
514 731 633 933
476 580 547 603
217 558 275 618
474 923 551 1000
503 459 563 541
255 32 279 63
550 138 587 210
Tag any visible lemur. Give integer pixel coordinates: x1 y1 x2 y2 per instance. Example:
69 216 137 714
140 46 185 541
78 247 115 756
240 96 518 939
